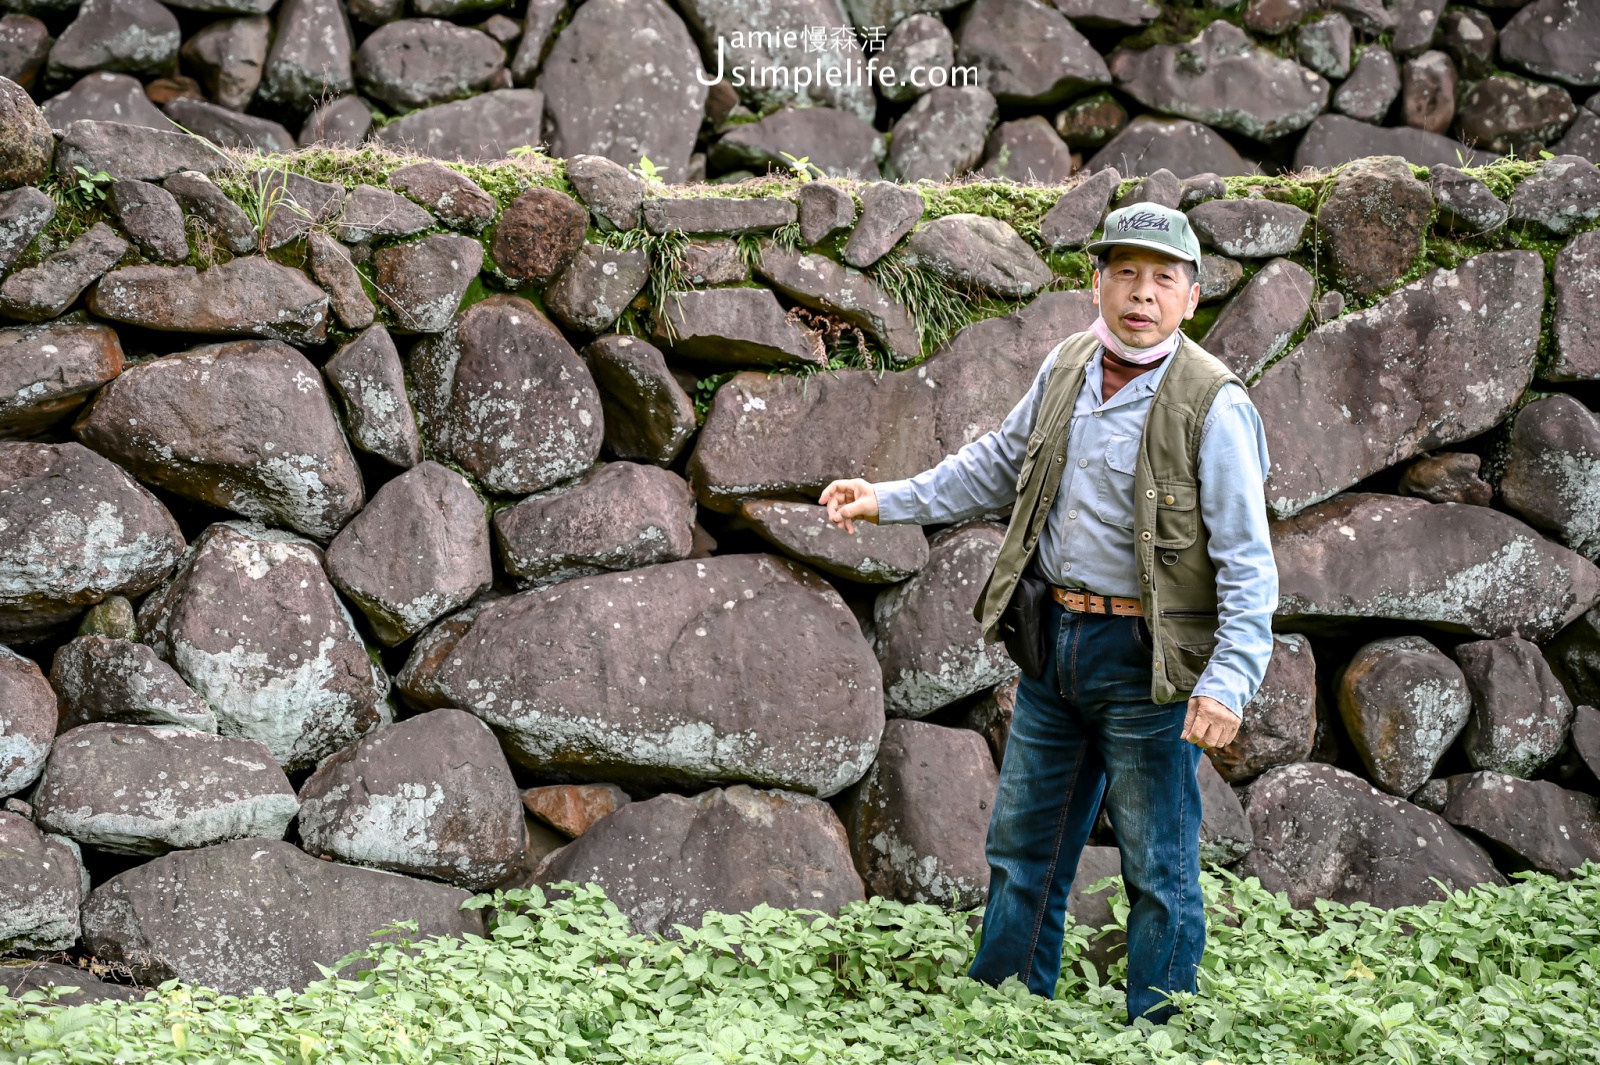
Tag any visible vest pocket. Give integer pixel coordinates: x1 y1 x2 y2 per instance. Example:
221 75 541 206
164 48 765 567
1158 611 1218 687
1096 433 1139 529
1153 481 1198 549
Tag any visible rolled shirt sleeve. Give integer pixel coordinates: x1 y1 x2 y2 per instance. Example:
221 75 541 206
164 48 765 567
1188 382 1279 717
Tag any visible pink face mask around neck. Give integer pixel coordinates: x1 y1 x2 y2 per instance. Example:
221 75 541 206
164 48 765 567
1091 314 1181 366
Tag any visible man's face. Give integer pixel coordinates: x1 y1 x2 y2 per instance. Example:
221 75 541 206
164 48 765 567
1091 246 1201 349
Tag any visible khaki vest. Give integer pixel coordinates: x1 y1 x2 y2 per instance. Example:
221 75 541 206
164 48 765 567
973 329 1243 705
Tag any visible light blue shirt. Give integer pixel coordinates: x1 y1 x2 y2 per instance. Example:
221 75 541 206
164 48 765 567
874 340 1279 717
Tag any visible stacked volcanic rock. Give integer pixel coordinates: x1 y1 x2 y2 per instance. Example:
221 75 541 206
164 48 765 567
3 71 1600 998
1 0 1597 184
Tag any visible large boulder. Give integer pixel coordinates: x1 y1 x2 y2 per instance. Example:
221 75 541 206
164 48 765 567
73 339 364 542
1498 0 1600 87
1436 772 1600 878
1200 257 1314 380
50 635 216 732
1337 635 1471 797
650 288 823 370
0 962 140 1005
489 187 589 286
399 554 883 798
0 441 184 641
322 324 423 469
1087 115 1253 177
371 234 483 334
1293 113 1491 169
678 0 870 119
1549 230 1600 380
688 289 1097 513
1272 494 1600 642
297 708 525 890
537 786 865 936
1207 633 1316 784
354 19 503 111
409 295 604 495
82 838 481 993
710 106 884 180
839 719 997 909
1497 396 1600 559
954 0 1110 106
0 75 50 190
901 214 1053 299
371 89 545 163
51 118 222 180
753 241 922 366
257 0 354 109
580 334 697 468
0 224 128 323
875 523 1018 719
33 723 298 855
87 257 331 346
0 813 83 952
1250 252 1544 517
138 521 391 772
738 500 930 584
1236 762 1505 909
886 86 998 183
1316 155 1434 299
0 645 56 797
1452 637 1574 779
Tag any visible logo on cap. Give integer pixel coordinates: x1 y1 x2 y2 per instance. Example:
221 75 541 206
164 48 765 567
1118 210 1172 233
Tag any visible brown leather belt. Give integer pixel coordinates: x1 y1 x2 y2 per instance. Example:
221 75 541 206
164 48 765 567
1052 586 1145 617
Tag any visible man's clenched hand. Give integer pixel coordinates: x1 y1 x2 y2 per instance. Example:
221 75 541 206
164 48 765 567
1181 695 1240 750
819 479 879 534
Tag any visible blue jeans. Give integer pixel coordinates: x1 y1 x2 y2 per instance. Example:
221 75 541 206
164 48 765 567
968 599 1204 1024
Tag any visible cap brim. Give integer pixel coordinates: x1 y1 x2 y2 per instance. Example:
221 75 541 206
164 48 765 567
1084 235 1198 262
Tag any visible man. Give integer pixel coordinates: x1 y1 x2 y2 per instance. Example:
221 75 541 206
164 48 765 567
819 203 1277 1025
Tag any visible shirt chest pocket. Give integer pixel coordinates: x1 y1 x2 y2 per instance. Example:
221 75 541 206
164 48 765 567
1094 433 1140 530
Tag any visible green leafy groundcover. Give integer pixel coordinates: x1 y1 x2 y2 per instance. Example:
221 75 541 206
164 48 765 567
4 866 1599 1064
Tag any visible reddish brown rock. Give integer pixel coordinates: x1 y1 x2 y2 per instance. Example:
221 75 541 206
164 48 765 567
489 186 589 284
1397 452 1493 505
88 257 330 346
1316 155 1434 299
388 161 498 233
1338 635 1471 797
1437 772 1600 878
521 783 630 838
0 318 123 438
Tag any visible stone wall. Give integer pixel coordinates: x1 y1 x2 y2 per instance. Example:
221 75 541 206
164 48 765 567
2 83 1600 996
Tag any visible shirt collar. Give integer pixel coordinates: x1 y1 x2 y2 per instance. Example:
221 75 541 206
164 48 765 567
1085 343 1178 410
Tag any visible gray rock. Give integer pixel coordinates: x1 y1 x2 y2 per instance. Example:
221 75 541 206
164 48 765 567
41 73 177 132
74 339 361 540
1498 0 1600 87
1508 154 1600 235
492 461 696 587
887 85 997 182
0 443 183 642
1391 0 1447 55
1333 45 1400 122
88 257 330 346
0 187 53 276
543 244 649 335
688 289 1097 512
45 0 178 81
1311 289 1344 323
1087 115 1252 177
506 0 560 83
1439 8 1496 80
1199 755 1253 865
333 184 434 245
180 15 268 111
373 88 544 162
739 500 929 584
0 813 82 951
1453 637 1573 778
34 723 298 855
1197 253 1244 301
1293 113 1491 169
1329 0 1394 34
298 708 523 889
1457 75 1575 155
1401 50 1456 134
371 233 483 334
839 719 996 908
754 240 922 365
564 154 644 233
326 461 491 645
0 74 50 192
955 0 1109 105
1317 155 1434 298
1437 772 1600 877
51 635 215 732
1039 167 1119 249
537 0 705 183
580 334 696 468
537 785 865 935
841 181 924 268
1208 633 1315 784
1571 705 1600 780
160 0 275 12
875 523 1018 719
388 161 496 233
355 19 504 111
0 223 127 322
901 213 1052 299
1429 163 1508 234
1252 252 1543 517
297 94 372 147
1110 21 1328 141
1236 762 1505 908
0 17 50 93
1397 452 1493 505
1187 198 1309 259
710 107 883 180
306 231 375 331
1241 0 1316 34
399 554 884 797
1296 12 1351 78
323 324 421 468
0 644 56 796
1201 257 1313 379
676 0 872 120
1552 109 1600 166
796 181 856 247
165 97 293 152
1052 90 1128 148
107 179 187 263
0 961 138 1004
1498 395 1600 558
1054 0 1158 26
138 521 391 771
877 13 954 104
651 287 822 369
978 116 1076 185
250 169 344 250
409 295 603 494
82 838 480 993
162 170 255 256
258 0 355 110
0 317 123 437
642 196 795 238
1271 493 1600 642
1114 167 1181 210
1338 635 1471 796
1550 230 1600 380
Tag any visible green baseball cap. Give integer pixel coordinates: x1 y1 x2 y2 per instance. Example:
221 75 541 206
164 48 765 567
1086 203 1202 264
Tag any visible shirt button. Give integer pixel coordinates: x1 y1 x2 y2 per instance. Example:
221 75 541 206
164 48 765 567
1093 411 1102 418
1078 458 1088 468
1063 563 1071 571
1068 509 1077 519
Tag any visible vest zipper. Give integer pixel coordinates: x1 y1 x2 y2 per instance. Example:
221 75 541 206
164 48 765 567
1159 609 1218 618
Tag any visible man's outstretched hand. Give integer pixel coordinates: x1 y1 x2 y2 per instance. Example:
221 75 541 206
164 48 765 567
1182 695 1240 750
819 479 879 534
